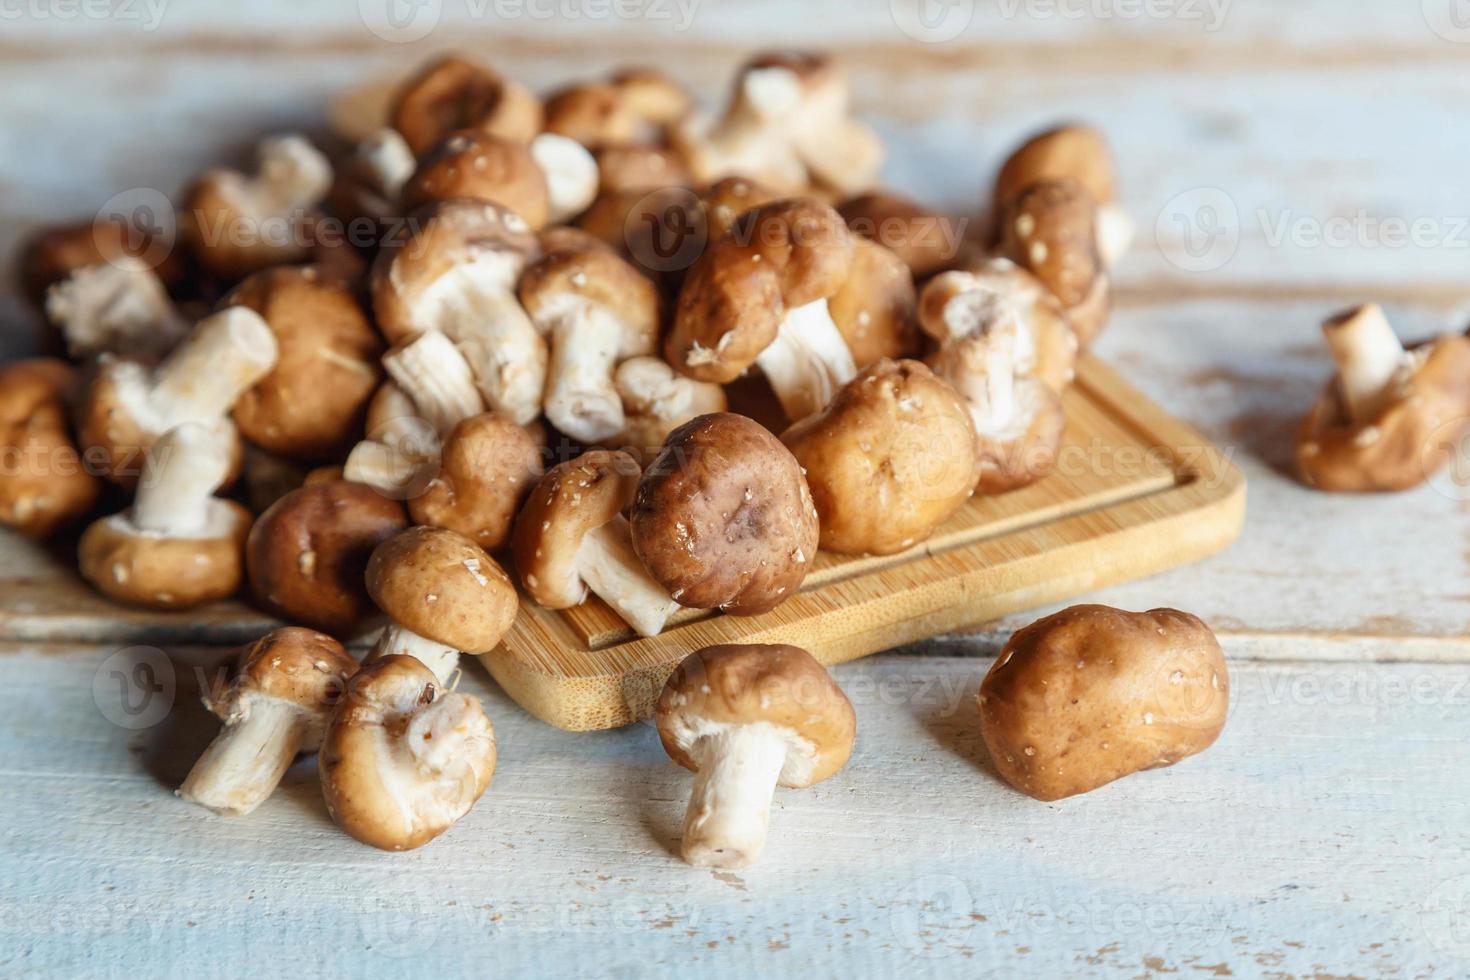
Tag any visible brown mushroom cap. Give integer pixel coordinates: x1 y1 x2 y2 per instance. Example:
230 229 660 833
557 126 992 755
631 413 819 615
409 413 543 549
665 199 856 383
838 192 964 281
207 627 358 736
782 359 977 555
390 54 542 155
225 265 384 461
979 605 1228 801
517 242 661 344
656 643 855 786
595 145 691 195
826 238 919 369
512 449 639 609
995 124 1117 211
19 220 185 314
399 131 550 228
997 178 1110 345
320 654 497 851
246 480 408 635
1297 333 1470 493
0 359 101 538
79 499 251 610
370 198 539 345
365 526 518 653
544 69 691 150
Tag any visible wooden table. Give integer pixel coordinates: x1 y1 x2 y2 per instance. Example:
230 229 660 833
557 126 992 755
3 3 1469 976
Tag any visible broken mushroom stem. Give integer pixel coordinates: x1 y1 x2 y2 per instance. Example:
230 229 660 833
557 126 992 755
45 257 190 361
542 298 641 443
179 696 309 815
1323 304 1408 423
134 424 234 536
681 724 791 866
150 307 280 426
433 254 546 424
381 330 485 435
752 299 857 422
247 135 334 215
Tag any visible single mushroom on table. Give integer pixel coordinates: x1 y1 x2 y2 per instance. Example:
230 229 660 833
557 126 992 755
606 356 727 460
44 257 190 361
782 359 978 556
409 412 543 550
79 424 251 610
994 124 1133 269
513 449 679 638
675 51 882 198
918 266 1071 494
0 359 101 538
656 643 856 868
979 605 1229 801
371 199 544 425
79 305 279 488
665 198 860 423
364 526 519 685
178 627 358 816
399 130 551 227
320 655 497 852
631 413 819 616
223 265 384 462
389 53 543 156
995 177 1111 346
246 479 408 636
517 239 661 444
1296 304 1470 493
181 134 334 282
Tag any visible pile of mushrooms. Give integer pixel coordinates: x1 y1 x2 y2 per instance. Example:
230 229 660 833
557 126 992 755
10 49 1219 861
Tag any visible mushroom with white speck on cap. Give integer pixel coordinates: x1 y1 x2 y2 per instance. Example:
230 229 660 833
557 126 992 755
782 359 977 556
1296 304 1470 492
410 413 543 550
996 177 1111 346
665 198 859 423
363 526 518 685
606 356 727 461
518 239 661 444
320 654 497 851
78 424 251 610
44 257 190 361
631 413 819 616
513 449 679 638
399 130 551 227
543 68 692 150
178 627 358 816
389 54 542 155
656 643 855 868
0 359 101 538
826 237 920 370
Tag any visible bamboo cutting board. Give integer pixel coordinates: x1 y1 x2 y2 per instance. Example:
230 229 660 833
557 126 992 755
479 353 1246 730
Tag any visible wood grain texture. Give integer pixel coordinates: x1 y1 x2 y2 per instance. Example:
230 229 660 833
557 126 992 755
2 641 1466 978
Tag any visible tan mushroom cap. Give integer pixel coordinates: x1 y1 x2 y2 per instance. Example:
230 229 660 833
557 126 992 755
399 131 551 228
782 359 977 556
838 192 964 281
1297 332 1470 493
225 265 384 461
656 643 856 786
595 145 691 195
666 199 857 384
246 480 409 635
517 241 661 344
995 124 1117 211
390 54 543 155
699 177 783 240
544 69 691 150
366 526 518 653
0 359 101 538
410 413 543 550
79 499 251 610
19 220 185 314
512 449 639 609
631 413 819 615
320 654 497 851
207 627 358 733
979 605 1228 802
827 238 919 369
371 198 539 344
997 178 1110 345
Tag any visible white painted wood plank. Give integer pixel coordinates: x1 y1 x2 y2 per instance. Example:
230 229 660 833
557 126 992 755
1 644 1466 977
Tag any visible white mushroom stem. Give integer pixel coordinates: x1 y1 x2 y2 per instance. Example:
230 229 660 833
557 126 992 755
369 623 460 686
177 698 307 816
577 516 679 637
1095 203 1134 268
1323 304 1407 423
541 299 651 444
681 724 790 868
134 424 232 536
530 133 599 224
45 258 189 360
343 441 425 497
755 299 857 421
417 250 546 425
248 134 333 213
149 307 279 426
382 330 485 435
356 128 415 217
